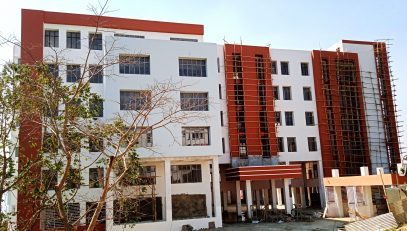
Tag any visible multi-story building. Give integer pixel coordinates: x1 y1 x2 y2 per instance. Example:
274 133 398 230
9 9 401 231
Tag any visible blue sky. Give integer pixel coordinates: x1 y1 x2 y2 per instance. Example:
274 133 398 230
0 0 406 148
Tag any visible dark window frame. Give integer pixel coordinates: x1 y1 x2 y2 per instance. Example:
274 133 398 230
66 65 81 82
180 92 209 111
89 33 103 50
44 30 59 48
119 55 151 75
301 62 309 76
171 164 202 184
66 31 81 49
287 137 297 152
179 58 207 77
280 61 289 75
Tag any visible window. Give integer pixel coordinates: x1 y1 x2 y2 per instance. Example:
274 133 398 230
220 111 224 126
89 168 104 188
285 111 294 126
41 169 57 190
218 84 222 99
180 92 208 111
277 137 284 152
222 137 226 153
272 86 279 100
280 61 289 75
274 111 281 125
66 65 81 82
43 203 80 229
89 137 103 152
86 202 106 225
271 61 278 74
301 62 309 76
66 168 81 189
135 127 153 147
89 33 102 50
114 33 145 39
283 87 291 100
170 37 198 42
182 127 210 146
308 137 317 152
90 98 103 117
89 65 103 83
44 30 59 47
305 112 315 126
179 59 207 77
47 64 59 79
287 137 297 152
171 164 202 183
120 91 151 110
138 166 156 185
217 57 220 73
113 198 163 223
303 87 312 101
43 208 63 229
66 31 81 49
67 203 80 225
119 55 150 75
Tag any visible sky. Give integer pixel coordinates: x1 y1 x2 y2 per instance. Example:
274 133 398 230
0 0 406 149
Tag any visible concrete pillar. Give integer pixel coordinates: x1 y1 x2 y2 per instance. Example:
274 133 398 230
164 159 172 221
291 187 297 208
264 189 269 206
255 190 261 208
271 180 277 209
360 166 375 217
332 169 344 217
236 181 242 216
318 160 325 207
212 158 222 227
284 178 293 214
223 192 228 211
276 188 283 206
300 187 306 208
245 180 253 218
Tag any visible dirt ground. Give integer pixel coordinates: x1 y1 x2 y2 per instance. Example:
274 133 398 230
215 219 346 231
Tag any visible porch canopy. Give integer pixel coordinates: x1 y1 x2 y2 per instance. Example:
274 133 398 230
225 164 303 181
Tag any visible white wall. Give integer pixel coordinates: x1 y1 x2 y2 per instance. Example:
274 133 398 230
271 48 322 163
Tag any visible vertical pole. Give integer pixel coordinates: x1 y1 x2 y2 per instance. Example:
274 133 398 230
236 181 242 216
246 180 253 219
284 178 293 215
212 158 222 227
164 159 172 222
271 179 277 209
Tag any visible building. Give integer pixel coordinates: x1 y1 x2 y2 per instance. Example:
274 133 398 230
9 9 401 231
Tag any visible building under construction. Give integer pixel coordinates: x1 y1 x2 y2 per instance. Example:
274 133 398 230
218 39 402 221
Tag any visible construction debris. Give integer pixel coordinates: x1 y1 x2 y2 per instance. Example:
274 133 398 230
344 212 398 231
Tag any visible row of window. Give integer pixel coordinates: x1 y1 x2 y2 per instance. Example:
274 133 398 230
277 137 318 152
274 111 315 126
45 29 103 50
41 163 203 193
120 91 209 111
42 126 211 155
48 64 103 83
272 86 313 101
271 61 309 76
49 56 208 83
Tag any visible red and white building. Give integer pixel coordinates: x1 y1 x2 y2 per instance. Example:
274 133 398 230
8 9 401 231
